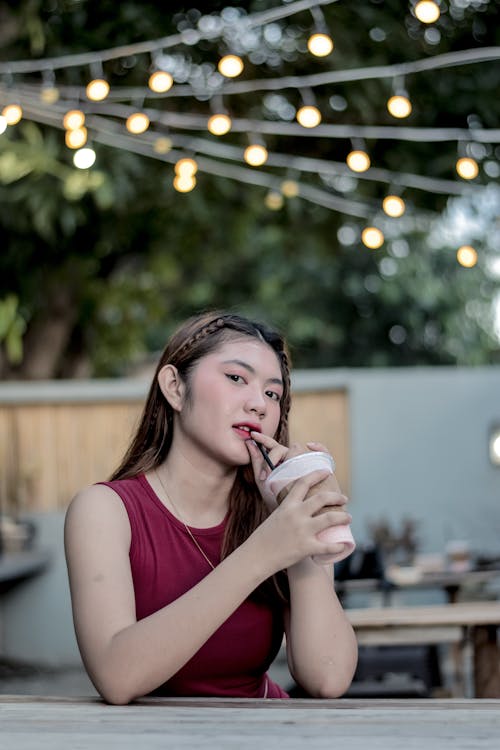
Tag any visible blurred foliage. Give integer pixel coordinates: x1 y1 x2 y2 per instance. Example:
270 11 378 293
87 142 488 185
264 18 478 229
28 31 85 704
0 0 499 377
0 294 26 365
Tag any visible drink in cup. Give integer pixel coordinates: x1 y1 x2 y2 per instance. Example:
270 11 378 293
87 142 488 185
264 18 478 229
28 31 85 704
264 451 355 565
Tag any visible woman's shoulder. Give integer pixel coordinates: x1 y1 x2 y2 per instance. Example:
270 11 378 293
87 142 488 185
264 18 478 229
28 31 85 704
65 481 131 533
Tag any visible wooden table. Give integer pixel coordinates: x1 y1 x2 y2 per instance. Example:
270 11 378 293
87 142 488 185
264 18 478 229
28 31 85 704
336 568 500 605
347 601 500 698
0 696 499 749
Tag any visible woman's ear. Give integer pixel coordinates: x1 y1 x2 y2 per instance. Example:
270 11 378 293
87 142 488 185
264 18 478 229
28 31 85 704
157 364 186 412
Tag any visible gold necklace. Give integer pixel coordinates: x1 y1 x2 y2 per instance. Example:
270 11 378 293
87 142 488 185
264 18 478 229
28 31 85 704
155 469 216 571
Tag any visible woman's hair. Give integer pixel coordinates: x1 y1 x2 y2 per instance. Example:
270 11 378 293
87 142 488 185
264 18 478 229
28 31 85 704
110 311 292 602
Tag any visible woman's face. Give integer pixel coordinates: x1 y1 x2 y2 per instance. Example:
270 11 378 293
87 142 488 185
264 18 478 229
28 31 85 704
174 337 284 471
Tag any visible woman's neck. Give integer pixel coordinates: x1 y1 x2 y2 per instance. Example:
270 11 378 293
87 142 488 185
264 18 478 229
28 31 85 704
154 450 236 527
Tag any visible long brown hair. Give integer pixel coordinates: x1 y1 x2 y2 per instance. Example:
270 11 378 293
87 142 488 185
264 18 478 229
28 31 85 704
110 311 292 602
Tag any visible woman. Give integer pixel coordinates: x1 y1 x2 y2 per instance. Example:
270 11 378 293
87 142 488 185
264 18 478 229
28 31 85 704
65 311 357 703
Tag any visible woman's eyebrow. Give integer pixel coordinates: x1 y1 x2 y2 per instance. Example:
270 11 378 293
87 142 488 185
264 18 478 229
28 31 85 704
221 359 283 386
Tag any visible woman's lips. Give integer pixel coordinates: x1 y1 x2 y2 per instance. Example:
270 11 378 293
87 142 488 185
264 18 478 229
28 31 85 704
232 423 261 440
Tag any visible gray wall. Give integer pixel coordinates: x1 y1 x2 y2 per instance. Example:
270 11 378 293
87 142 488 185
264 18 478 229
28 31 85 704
1 365 499 666
345 366 500 555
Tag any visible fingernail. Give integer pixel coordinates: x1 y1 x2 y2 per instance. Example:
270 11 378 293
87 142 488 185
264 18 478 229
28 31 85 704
260 470 267 481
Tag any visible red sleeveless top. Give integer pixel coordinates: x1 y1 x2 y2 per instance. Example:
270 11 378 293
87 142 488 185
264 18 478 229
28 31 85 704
100 474 288 698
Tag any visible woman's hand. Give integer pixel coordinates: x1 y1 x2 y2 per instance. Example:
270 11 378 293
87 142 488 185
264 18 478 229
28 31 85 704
245 434 334 511
245 432 289 510
250 468 351 571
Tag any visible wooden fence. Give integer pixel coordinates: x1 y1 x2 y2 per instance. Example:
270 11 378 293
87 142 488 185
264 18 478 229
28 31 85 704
0 377 349 513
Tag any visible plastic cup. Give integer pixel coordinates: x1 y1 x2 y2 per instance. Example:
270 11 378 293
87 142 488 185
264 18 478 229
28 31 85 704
264 452 355 566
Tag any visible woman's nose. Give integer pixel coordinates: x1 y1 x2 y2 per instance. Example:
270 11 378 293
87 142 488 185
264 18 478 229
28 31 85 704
245 390 266 417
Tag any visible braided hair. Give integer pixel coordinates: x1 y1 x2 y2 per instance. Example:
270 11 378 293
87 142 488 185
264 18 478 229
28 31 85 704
110 311 292 601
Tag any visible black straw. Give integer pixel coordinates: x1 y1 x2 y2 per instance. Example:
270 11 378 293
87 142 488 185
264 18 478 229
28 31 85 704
256 441 275 471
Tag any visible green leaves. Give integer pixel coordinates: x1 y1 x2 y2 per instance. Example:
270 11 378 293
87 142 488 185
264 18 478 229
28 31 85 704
0 295 26 365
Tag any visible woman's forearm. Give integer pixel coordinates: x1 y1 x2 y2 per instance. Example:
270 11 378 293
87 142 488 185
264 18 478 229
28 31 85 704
285 558 358 698
82 538 273 704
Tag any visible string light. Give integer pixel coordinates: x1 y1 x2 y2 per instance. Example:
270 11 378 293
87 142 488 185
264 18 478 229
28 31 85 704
414 1 441 24
175 157 198 177
63 109 85 130
65 127 88 149
457 245 478 267
148 71 173 93
2 104 23 125
86 78 109 101
265 191 284 210
40 85 60 104
281 179 300 198
73 147 96 169
173 174 196 192
456 156 479 180
382 195 406 217
347 150 371 173
126 112 150 134
218 55 244 78
0 1 495 238
387 94 412 119
0 116 7 135
362 227 384 249
153 136 173 153
296 105 322 128
207 113 232 135
244 143 268 166
307 33 334 57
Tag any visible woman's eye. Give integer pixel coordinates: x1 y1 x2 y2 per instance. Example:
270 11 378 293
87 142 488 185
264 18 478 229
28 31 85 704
226 373 243 383
266 390 281 402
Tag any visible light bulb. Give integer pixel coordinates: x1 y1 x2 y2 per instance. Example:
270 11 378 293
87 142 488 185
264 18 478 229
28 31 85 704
175 158 198 177
281 180 300 198
207 113 232 136
415 1 441 24
40 86 60 104
244 144 268 167
362 227 384 249
307 33 334 57
296 105 321 128
65 127 88 149
347 150 371 172
148 71 173 93
457 245 477 268
126 112 150 134
63 109 85 130
265 191 284 210
387 94 412 118
0 116 7 135
153 137 173 154
86 79 109 101
73 147 96 169
382 195 406 217
218 55 244 78
456 157 479 180
173 174 196 193
2 104 22 125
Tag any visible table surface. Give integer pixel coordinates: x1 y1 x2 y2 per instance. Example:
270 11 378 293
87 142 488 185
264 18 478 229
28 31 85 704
1 696 499 749
346 599 500 628
336 568 500 593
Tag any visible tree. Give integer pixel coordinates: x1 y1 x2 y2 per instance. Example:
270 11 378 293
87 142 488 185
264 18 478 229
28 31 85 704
0 0 499 377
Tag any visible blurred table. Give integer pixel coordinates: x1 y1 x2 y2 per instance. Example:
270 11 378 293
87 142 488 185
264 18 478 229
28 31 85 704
0 696 499 749
347 601 500 698
336 567 500 605
0 549 51 594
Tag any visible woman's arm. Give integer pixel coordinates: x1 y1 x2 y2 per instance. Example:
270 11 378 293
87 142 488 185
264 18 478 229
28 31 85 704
246 435 358 697
284 557 358 698
65 476 342 704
